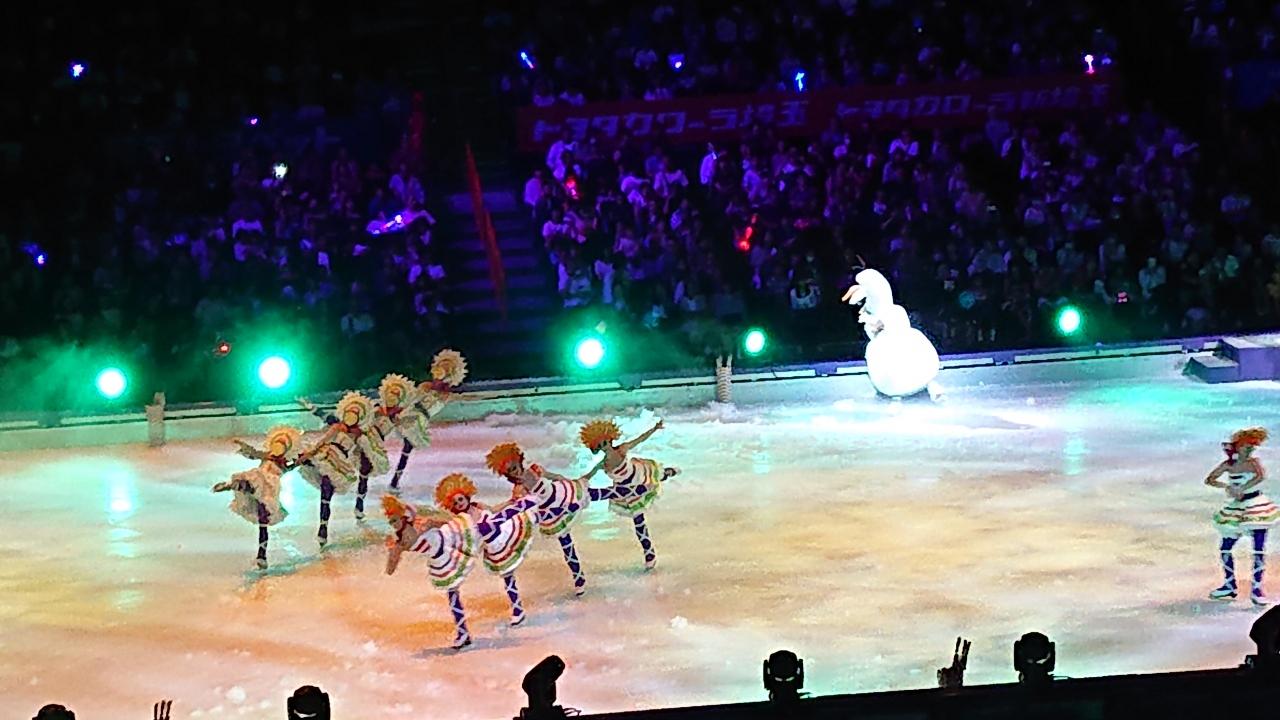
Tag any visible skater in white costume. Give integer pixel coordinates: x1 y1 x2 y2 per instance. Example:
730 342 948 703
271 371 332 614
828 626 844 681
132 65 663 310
1207 427 1279 606
842 268 942 400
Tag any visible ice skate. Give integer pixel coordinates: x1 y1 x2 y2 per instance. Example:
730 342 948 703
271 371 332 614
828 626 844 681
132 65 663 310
1252 586 1271 607
1208 583 1237 601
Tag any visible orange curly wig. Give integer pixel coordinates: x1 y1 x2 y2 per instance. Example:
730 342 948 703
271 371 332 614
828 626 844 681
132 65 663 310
485 442 524 475
435 473 477 510
382 494 412 522
1231 427 1269 448
579 419 621 451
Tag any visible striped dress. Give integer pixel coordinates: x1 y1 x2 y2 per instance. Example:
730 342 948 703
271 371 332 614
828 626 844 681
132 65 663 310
1214 471 1280 535
524 474 590 537
603 457 665 517
469 502 535 575
409 514 480 591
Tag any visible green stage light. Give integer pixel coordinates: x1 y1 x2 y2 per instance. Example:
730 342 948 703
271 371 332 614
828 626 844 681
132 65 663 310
95 367 127 399
257 356 292 389
743 328 768 356
574 337 606 369
1055 306 1083 336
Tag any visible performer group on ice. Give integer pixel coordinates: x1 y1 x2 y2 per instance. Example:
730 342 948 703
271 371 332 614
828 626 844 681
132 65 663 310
212 349 467 569
213 346 681 648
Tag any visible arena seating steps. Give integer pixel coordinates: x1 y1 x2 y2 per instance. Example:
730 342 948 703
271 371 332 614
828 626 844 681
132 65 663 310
444 187 559 374
1185 336 1280 383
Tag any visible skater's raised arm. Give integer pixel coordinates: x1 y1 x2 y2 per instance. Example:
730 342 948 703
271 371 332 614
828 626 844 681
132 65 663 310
620 419 664 453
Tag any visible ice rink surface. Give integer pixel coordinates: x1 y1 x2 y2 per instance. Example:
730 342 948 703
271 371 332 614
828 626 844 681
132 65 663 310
2 356 1278 718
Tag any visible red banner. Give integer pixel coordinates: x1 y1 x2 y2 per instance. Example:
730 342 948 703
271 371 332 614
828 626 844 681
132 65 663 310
516 74 1115 152
464 144 507 322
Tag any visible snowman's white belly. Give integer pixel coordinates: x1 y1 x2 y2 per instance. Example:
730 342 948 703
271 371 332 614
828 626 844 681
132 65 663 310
865 328 940 397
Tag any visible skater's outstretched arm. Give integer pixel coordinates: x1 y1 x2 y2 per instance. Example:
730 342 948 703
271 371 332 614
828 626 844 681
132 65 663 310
233 440 267 460
298 397 339 425
619 419 664 454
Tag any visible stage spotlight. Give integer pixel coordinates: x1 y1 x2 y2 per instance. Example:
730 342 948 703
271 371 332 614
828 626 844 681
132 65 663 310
519 655 567 720
287 685 330 720
1055 305 1083 336
574 337 606 370
763 649 804 702
1247 604 1280 672
95 368 127 399
1013 631 1055 685
257 356 292 389
742 328 768 357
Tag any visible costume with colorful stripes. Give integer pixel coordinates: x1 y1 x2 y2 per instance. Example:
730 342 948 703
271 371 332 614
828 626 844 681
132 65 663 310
580 419 679 571
385 493 538 649
488 442 591 596
1209 428 1276 606
437 474 536 626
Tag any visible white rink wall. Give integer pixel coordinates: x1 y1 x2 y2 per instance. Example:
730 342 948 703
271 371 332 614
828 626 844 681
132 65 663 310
0 353 1210 453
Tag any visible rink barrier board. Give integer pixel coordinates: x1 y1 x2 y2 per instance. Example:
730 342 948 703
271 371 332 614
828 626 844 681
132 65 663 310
0 336 1230 452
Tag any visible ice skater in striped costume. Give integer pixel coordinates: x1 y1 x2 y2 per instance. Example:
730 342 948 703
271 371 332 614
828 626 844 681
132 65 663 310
387 349 468 495
382 489 538 649
579 418 679 570
435 473 536 626
487 442 593 596
1207 427 1279 606
297 392 387 545
215 426 306 570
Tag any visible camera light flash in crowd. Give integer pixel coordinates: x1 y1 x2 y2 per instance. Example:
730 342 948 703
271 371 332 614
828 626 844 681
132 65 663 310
520 51 536 70
669 53 685 71
69 61 86 79
1084 54 1096 75
794 70 807 92
272 163 288 180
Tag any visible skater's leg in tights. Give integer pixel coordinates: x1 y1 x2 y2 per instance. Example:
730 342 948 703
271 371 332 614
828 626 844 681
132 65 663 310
390 440 413 491
632 513 657 569
318 477 334 546
558 534 586 595
447 588 471 648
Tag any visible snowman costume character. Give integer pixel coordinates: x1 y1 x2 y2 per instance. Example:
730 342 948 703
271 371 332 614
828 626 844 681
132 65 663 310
842 268 942 400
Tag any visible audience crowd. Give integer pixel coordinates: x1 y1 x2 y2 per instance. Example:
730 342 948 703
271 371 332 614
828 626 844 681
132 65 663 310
489 0 1115 106
5 1 1280 406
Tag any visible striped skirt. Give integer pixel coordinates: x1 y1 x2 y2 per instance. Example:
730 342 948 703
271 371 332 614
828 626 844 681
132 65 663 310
416 514 479 592
479 505 535 575
604 457 665 517
1214 491 1280 536
532 475 590 537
